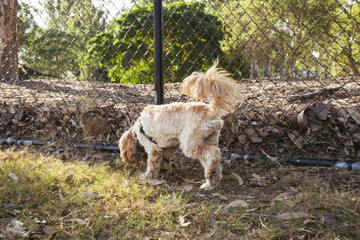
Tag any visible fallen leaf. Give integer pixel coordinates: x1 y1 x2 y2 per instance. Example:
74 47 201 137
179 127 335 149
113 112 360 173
181 178 200 184
196 192 205 198
354 133 360 140
297 228 313 234
237 194 256 199
27 163 37 169
174 184 193 192
208 213 218 228
330 106 347 121
12 107 24 124
82 192 102 199
245 207 263 212
237 134 247 144
72 218 86 225
57 192 65 200
320 216 337 226
251 136 263 143
260 149 279 163
230 120 239 134
119 119 127 127
146 179 167 186
251 173 262 180
249 179 267 187
295 103 309 112
224 200 248 209
9 173 19 182
268 113 279 125
272 191 298 202
256 128 269 138
231 173 244 186
69 118 77 126
6 219 26 235
306 103 329 121
43 226 56 235
277 212 312 221
243 112 256 121
211 192 229 200
309 121 322 132
248 173 268 187
287 132 305 149
36 220 46 224
297 109 308 130
178 215 191 227
244 128 256 137
349 109 360 125
65 174 74 184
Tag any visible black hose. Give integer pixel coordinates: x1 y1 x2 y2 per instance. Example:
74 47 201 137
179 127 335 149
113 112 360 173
1 137 359 170
0 137 118 152
290 158 336 167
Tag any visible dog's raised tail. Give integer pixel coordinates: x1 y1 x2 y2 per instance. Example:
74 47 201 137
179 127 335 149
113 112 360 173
182 60 242 116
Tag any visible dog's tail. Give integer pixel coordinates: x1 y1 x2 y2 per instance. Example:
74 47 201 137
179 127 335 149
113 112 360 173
182 60 242 116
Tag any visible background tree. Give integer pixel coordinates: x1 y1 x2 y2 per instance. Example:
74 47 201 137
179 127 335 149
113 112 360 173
19 0 107 79
0 0 19 81
325 0 360 76
18 2 43 79
216 0 339 79
87 1 227 83
18 2 40 51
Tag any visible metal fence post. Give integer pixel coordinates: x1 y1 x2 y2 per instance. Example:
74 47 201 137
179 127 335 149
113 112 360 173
153 0 164 105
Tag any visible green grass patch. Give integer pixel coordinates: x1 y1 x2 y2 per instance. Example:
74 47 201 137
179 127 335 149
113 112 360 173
1 148 359 239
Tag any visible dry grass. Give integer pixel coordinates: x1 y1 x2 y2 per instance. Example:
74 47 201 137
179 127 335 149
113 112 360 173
0 148 359 239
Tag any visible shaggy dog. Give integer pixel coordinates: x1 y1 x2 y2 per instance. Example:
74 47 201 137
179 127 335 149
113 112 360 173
119 61 242 190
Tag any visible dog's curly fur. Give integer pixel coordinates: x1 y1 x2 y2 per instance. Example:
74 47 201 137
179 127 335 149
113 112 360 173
119 61 242 190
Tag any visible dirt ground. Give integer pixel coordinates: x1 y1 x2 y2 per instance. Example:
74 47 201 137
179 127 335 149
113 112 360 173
0 77 359 161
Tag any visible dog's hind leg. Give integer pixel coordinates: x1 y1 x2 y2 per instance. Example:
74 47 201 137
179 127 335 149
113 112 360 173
199 145 222 190
163 145 179 160
183 144 222 190
160 145 179 169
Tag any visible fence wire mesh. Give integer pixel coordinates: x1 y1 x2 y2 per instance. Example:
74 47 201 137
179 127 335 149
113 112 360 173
0 0 359 160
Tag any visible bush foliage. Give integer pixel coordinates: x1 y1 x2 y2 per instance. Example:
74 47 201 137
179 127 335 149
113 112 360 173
87 2 227 83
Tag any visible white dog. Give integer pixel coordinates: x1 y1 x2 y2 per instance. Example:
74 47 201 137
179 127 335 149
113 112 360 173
119 61 242 190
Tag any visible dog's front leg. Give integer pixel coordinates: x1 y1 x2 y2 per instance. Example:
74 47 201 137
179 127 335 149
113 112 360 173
201 162 222 191
140 147 163 180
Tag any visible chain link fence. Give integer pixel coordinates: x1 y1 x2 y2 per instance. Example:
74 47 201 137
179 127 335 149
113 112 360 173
0 0 359 160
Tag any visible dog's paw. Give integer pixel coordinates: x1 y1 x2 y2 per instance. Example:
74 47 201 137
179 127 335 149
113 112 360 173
200 182 213 191
140 173 148 180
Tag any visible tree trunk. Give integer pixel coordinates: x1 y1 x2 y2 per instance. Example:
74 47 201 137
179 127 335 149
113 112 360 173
0 0 19 81
250 61 258 78
344 42 360 76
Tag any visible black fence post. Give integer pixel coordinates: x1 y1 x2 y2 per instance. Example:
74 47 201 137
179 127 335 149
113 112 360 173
153 0 164 105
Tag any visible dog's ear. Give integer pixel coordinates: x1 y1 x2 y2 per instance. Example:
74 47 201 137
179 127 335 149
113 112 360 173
119 129 138 163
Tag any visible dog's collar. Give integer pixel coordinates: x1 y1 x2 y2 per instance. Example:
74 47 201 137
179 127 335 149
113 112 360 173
135 137 145 153
131 125 157 161
130 131 144 161
135 136 145 161
139 124 157 145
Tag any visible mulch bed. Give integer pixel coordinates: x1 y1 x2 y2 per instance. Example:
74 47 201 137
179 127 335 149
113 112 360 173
0 77 359 160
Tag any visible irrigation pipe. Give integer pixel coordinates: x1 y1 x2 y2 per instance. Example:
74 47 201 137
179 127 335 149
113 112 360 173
1 137 359 171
